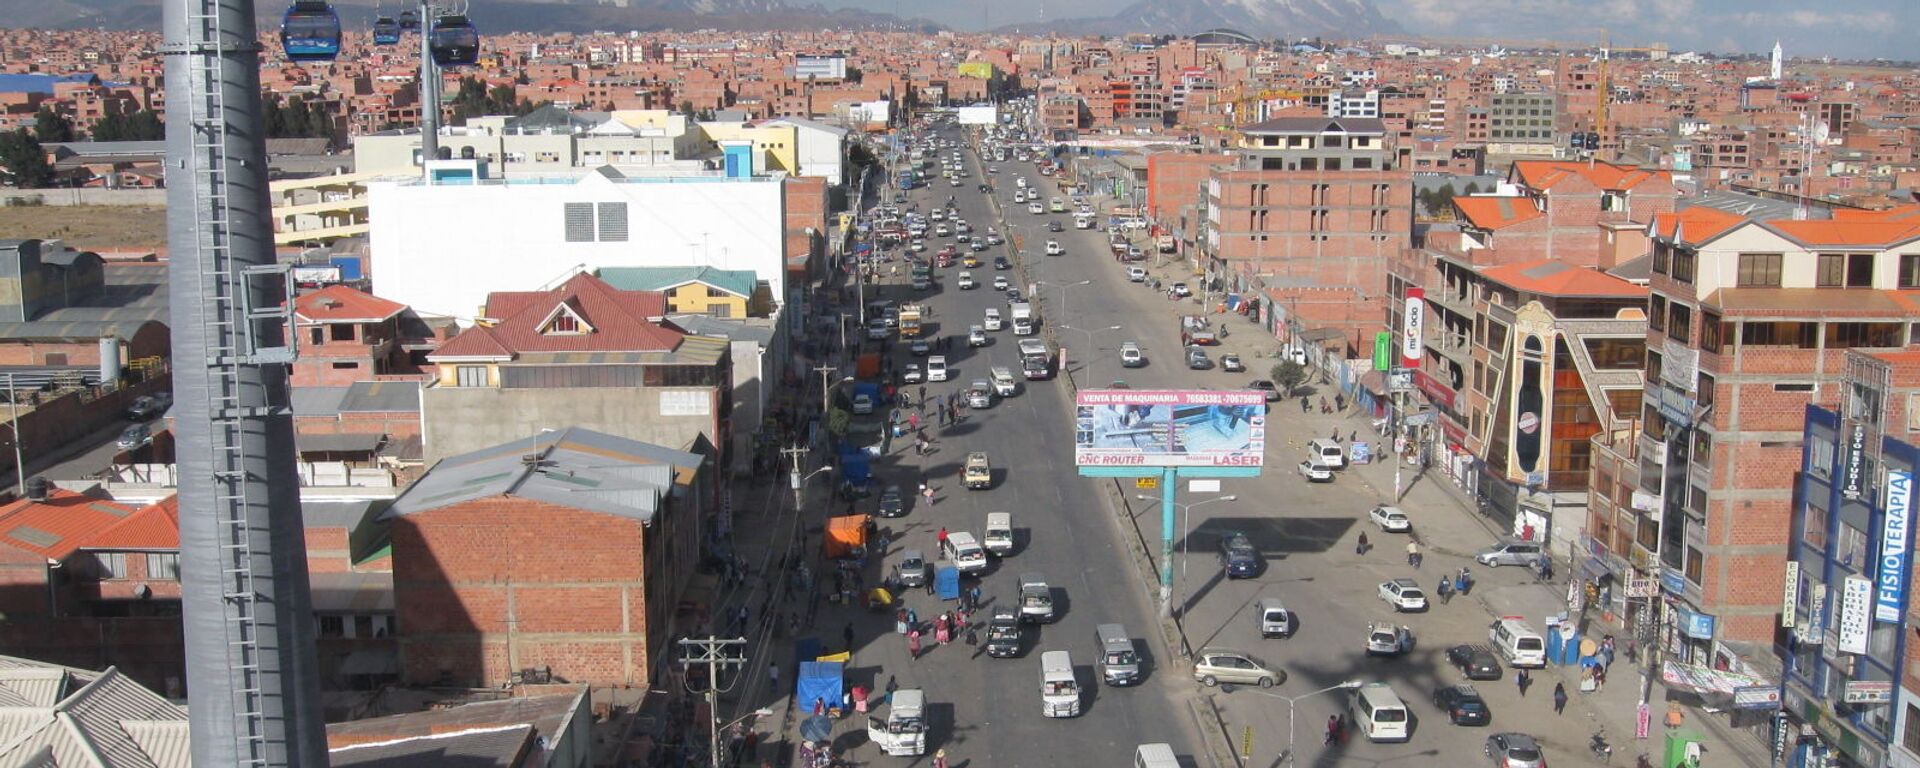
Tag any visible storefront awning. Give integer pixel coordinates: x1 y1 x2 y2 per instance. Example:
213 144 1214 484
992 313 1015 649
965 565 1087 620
1661 660 1773 695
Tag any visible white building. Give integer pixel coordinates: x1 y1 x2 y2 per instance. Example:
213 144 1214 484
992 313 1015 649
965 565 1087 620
1328 89 1380 119
354 108 706 177
759 117 851 186
367 162 787 321
795 55 848 81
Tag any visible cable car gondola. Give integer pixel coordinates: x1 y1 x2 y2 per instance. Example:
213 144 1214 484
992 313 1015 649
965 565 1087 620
372 16 401 46
397 10 419 30
428 15 479 67
279 1 342 62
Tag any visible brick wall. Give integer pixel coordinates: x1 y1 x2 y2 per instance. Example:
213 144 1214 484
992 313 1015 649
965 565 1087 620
1145 152 1231 225
392 497 661 689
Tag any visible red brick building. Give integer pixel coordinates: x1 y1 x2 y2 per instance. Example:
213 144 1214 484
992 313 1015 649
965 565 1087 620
292 285 439 388
386 427 710 689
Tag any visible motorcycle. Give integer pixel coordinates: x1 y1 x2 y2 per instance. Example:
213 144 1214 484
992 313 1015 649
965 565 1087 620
1590 729 1613 763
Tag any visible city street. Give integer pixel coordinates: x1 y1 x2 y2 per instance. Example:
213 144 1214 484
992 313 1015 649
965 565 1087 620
801 123 1209 767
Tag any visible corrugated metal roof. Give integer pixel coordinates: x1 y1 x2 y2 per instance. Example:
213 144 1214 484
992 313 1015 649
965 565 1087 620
0 660 185 768
121 721 190 768
339 381 422 413
329 723 533 768
385 427 702 523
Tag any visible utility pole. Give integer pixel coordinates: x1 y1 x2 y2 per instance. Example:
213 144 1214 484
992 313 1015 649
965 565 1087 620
679 636 748 768
6 373 21 497
814 365 839 417
783 444 809 511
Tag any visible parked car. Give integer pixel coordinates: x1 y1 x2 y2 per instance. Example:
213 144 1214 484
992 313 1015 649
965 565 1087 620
1369 505 1412 532
1191 648 1281 688
1365 621 1415 656
910 339 931 357
1219 532 1261 579
1219 353 1244 373
1433 684 1492 726
1298 458 1335 482
994 256 1011 270
1247 379 1281 401
1128 266 1147 282
1185 347 1213 370
1484 733 1545 768
1378 578 1428 612
851 393 875 415
1446 644 1505 681
1476 539 1545 568
116 423 151 451
1171 282 1191 298
126 396 162 420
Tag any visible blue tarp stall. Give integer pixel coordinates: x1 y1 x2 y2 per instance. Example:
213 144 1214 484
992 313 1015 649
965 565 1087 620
835 444 873 487
794 637 823 670
853 382 881 401
935 566 960 600
795 661 845 714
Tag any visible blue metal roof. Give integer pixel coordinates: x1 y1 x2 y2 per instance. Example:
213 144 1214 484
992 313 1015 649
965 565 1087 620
0 73 98 95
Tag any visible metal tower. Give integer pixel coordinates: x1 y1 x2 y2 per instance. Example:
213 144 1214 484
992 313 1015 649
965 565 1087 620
162 0 327 764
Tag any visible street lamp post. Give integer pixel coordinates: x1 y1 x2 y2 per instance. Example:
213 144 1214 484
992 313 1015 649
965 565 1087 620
1135 494 1237 627
1035 278 1092 324
1059 324 1121 385
1259 680 1365 766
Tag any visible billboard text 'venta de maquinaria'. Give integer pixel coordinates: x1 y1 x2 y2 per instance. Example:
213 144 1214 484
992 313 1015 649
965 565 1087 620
1074 389 1267 468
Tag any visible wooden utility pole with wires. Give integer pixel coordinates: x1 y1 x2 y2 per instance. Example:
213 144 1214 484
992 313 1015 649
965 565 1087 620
679 636 748 768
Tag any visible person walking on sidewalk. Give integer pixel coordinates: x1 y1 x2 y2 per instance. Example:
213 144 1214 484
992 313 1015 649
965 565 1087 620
1300 397 1310 414
908 629 922 660
1356 531 1369 555
922 482 936 508
1516 668 1530 697
1552 682 1568 714
1436 577 1453 604
1406 541 1421 568
937 526 950 551
768 662 780 693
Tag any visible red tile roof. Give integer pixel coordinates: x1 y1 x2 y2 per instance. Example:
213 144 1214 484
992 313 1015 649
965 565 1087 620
1453 196 1544 231
81 496 179 551
296 285 407 324
1766 219 1920 248
1649 207 1746 245
1831 204 1920 224
1478 259 1647 299
0 489 141 561
434 272 680 358
1512 160 1670 192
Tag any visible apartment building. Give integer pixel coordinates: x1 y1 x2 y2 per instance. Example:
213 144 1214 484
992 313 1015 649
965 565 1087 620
1488 92 1560 156
1204 117 1409 355
1639 203 1920 656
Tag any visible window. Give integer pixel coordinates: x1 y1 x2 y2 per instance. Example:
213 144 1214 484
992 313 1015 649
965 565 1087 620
308 327 324 345
455 365 489 387
596 202 628 242
1903 703 1920 754
93 552 127 580
1649 294 1667 332
1900 254 1920 289
1696 372 1715 410
1741 321 1819 348
564 202 595 242
1652 243 1671 275
318 615 346 638
1671 249 1695 283
1817 253 1846 287
549 314 580 334
708 304 734 318
1668 303 1692 343
1701 312 1725 354
147 553 180 580
1684 545 1704 585
1829 322 1903 349
1736 253 1782 287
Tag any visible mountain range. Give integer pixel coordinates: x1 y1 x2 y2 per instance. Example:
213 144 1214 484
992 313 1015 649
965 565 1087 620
8 0 1390 39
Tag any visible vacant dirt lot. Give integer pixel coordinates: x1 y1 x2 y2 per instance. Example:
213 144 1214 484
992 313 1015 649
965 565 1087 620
0 205 169 249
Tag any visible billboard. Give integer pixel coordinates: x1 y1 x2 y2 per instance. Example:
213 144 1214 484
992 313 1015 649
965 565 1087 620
1877 469 1913 622
1401 287 1425 368
1075 389 1266 468
956 105 999 126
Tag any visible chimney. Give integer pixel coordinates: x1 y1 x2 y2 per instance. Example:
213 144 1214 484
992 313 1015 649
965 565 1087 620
24 476 49 502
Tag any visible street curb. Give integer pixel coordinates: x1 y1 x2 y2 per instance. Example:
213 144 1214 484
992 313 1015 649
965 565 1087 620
1187 694 1241 768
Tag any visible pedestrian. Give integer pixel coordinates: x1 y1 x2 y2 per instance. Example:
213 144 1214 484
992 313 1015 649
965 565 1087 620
1356 531 1369 555
1595 663 1608 691
908 629 922 660
768 662 780 691
937 526 950 549
1437 577 1453 604
1319 397 1329 413
1335 394 1346 411
923 483 936 508
1552 682 1568 714
1325 715 1340 745
1455 571 1470 596
925 575 935 595
1330 428 1340 442
1300 397 1310 414
877 534 891 555
843 622 855 653
1516 668 1530 697
932 749 949 768
1406 541 1421 568
909 413 920 431
965 625 979 646
969 585 983 609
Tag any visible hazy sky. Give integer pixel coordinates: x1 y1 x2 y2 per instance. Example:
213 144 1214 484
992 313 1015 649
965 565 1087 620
834 0 1918 60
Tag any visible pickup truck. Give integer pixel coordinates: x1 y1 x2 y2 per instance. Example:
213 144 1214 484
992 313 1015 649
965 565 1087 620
1182 315 1217 345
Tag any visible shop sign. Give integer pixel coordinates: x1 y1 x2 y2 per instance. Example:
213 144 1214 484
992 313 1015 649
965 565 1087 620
1842 681 1893 704
1661 568 1686 595
1841 420 1868 500
1674 604 1717 639
1837 576 1872 654
1415 369 1456 408
1801 584 1827 645
1782 560 1800 629
1877 470 1912 623
1401 288 1426 368
1626 576 1657 598
1733 686 1783 709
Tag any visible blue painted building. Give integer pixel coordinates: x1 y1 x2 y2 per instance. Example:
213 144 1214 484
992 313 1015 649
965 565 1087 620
1786 378 1920 767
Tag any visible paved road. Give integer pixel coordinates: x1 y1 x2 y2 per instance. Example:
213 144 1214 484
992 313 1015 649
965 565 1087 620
995 145 1635 767
822 124 1209 767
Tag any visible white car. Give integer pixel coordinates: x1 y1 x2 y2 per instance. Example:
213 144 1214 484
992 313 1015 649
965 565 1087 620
958 272 977 290
901 364 924 384
1297 460 1334 483
1369 505 1412 532
1027 202 1044 215
1045 240 1064 256
926 355 950 382
992 275 1009 291
1128 266 1147 282
968 325 988 347
1378 578 1428 612
852 393 875 415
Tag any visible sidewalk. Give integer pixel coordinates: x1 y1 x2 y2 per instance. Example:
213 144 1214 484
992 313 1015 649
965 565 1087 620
1286 400 1774 767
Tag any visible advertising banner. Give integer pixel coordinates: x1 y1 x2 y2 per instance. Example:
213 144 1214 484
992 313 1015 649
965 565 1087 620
1075 389 1267 468
1878 470 1913 623
1373 332 1392 371
1838 575 1872 654
1782 560 1800 629
1400 288 1425 368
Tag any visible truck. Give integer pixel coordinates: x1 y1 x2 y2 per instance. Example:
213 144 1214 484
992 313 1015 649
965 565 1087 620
867 688 928 756
1156 232 1176 253
1182 315 1217 346
897 303 924 338
1009 301 1033 325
